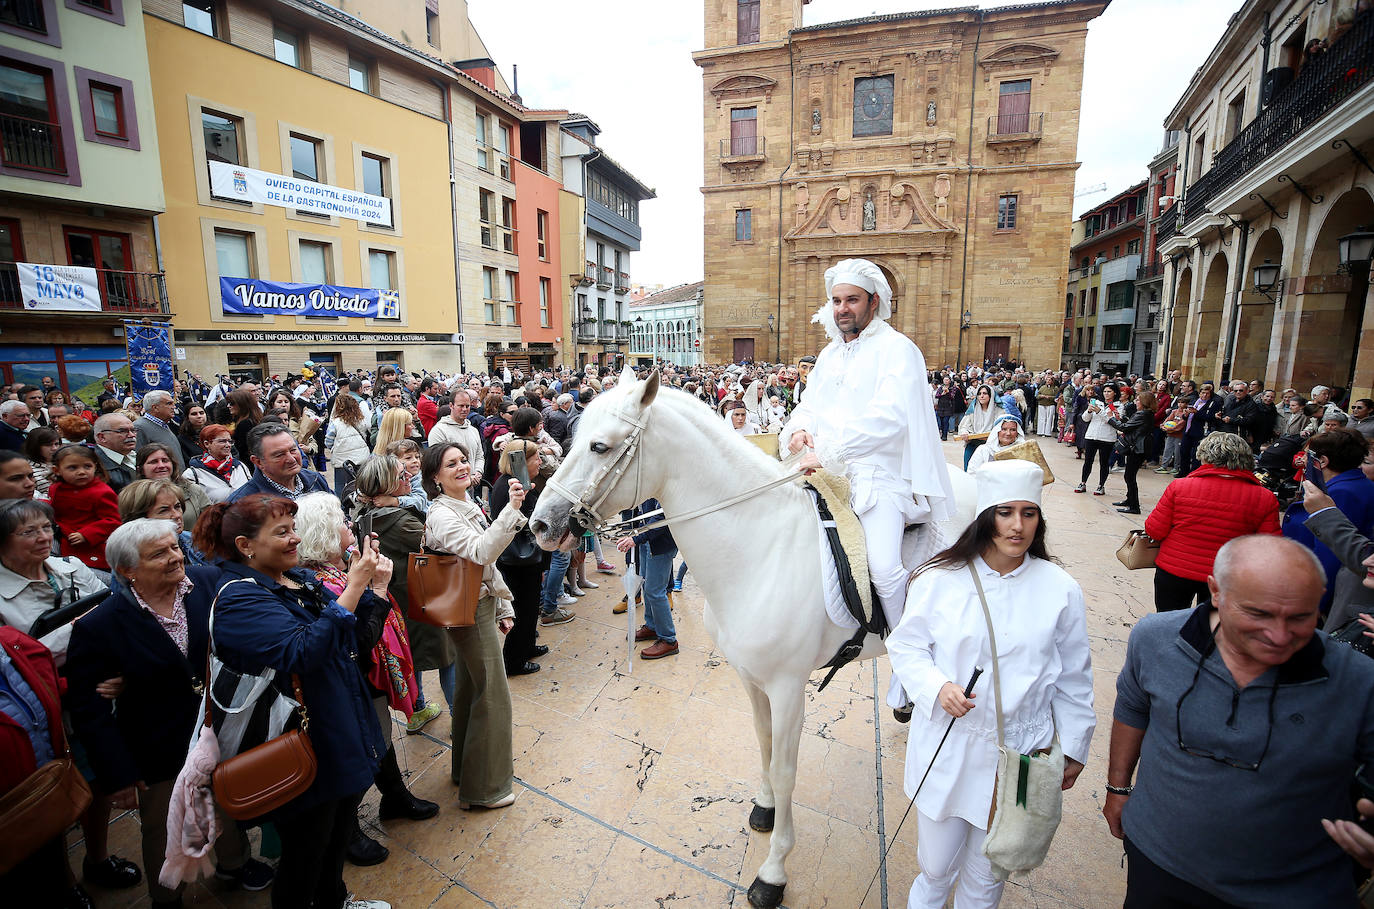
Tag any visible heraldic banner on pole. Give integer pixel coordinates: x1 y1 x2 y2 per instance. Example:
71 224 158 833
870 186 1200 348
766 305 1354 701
124 320 174 398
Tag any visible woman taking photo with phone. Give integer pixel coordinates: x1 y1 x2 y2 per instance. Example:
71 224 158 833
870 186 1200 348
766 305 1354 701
421 442 526 810
489 439 548 677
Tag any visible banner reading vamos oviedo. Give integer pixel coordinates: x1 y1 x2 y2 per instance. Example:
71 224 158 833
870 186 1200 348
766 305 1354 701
220 276 400 319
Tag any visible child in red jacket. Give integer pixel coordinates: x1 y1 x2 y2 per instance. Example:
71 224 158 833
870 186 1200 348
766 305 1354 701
48 444 120 572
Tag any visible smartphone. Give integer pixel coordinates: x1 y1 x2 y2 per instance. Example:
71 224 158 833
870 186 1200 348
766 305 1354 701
357 510 374 540
508 447 531 490
1305 458 1327 492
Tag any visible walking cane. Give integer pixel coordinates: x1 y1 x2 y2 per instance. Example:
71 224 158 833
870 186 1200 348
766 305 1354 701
859 665 983 908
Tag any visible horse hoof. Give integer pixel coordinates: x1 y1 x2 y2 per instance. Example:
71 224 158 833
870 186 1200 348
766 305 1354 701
749 804 776 832
748 878 785 908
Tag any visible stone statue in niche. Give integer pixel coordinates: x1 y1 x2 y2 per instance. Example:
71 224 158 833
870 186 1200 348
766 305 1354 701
812 108 821 133
927 99 937 125
862 192 877 231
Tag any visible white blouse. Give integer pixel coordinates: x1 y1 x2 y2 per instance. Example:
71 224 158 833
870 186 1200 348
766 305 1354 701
887 555 1096 826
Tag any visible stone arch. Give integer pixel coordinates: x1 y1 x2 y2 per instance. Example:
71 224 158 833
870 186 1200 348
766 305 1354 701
1233 227 1283 384
1168 264 1192 368
1296 187 1374 394
1192 252 1229 382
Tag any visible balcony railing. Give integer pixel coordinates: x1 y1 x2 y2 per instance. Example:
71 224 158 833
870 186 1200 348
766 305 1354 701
0 0 46 32
575 320 596 342
1156 205 1179 245
987 112 1043 139
615 322 630 342
1180 9 1374 227
0 113 65 174
596 266 612 290
598 322 615 341
0 266 169 314
1137 261 1166 280
720 136 765 158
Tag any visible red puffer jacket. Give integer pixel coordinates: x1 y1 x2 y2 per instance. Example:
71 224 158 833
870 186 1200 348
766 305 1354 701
0 628 66 795
1144 464 1281 581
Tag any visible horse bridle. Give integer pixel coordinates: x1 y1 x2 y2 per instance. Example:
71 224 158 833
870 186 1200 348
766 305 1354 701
543 405 808 541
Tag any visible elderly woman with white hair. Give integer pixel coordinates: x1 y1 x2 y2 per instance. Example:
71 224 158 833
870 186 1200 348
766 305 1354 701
888 460 1095 909
293 492 436 867
66 519 273 905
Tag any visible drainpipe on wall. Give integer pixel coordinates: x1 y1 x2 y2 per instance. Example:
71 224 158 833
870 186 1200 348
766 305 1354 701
1220 219 1250 383
773 34 796 365
435 79 466 373
954 11 984 371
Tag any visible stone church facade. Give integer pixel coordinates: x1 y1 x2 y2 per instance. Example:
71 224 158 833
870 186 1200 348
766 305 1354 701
694 0 1107 367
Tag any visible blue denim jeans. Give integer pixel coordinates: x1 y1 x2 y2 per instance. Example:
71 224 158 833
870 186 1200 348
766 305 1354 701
639 543 678 644
540 548 571 614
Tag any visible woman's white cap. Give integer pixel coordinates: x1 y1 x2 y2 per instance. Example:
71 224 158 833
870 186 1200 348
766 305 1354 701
975 459 1043 513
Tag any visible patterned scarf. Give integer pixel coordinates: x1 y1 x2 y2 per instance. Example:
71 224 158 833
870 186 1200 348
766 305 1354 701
199 454 237 484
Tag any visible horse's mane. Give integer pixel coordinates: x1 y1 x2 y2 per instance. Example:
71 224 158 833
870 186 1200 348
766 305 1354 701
644 385 792 479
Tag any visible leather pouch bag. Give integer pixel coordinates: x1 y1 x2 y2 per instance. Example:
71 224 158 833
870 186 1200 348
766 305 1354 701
968 565 1064 881
0 758 93 874
1115 530 1160 570
407 549 481 628
208 663 316 821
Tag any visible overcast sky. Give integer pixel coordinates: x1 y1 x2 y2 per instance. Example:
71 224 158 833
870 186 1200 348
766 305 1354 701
469 0 1239 289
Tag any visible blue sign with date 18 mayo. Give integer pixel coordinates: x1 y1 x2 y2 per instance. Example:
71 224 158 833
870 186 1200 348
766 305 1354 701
219 277 399 319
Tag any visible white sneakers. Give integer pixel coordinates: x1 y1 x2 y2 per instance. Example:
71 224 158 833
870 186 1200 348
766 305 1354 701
346 898 391 908
557 593 577 606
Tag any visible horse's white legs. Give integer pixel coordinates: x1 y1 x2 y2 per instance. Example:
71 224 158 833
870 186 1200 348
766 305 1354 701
748 681 806 908
742 679 775 816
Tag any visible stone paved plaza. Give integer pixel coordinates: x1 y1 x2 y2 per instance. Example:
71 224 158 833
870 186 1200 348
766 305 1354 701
76 435 1165 908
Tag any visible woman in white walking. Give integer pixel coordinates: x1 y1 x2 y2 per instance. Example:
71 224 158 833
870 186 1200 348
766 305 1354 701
888 459 1096 909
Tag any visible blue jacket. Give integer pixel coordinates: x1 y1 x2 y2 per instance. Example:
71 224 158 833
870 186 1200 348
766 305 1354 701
227 467 331 503
209 561 384 816
66 565 223 789
1283 468 1374 614
623 499 677 557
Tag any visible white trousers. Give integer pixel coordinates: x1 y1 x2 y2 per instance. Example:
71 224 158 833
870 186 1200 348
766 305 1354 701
1037 406 1056 436
858 495 911 709
907 811 1005 909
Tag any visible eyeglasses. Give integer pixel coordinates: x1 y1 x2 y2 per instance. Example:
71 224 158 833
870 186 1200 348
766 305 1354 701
99 427 136 435
13 523 53 540
1175 633 1277 772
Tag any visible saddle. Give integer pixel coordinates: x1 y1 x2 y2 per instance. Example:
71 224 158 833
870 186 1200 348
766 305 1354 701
805 470 884 692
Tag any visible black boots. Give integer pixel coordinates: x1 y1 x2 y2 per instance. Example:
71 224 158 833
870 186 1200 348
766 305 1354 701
376 746 439 822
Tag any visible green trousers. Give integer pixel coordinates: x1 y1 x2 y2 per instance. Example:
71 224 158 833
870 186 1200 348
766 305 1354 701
448 595 514 805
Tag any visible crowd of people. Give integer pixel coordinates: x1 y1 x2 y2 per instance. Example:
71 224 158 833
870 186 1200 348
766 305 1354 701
3 342 1374 909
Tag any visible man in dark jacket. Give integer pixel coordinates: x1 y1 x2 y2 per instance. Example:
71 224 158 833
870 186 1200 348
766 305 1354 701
228 424 331 502
0 401 27 451
614 499 679 660
543 394 577 453
1210 381 1259 438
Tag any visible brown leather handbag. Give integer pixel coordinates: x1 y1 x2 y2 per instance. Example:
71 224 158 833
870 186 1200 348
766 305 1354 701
208 668 317 821
407 549 481 628
0 757 93 874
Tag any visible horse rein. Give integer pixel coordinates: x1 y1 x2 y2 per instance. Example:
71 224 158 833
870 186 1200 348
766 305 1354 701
543 406 808 540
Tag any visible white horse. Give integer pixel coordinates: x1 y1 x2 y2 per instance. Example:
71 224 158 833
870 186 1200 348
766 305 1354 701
529 370 976 908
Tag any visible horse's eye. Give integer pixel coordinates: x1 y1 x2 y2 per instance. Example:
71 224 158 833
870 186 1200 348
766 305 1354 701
590 442 609 454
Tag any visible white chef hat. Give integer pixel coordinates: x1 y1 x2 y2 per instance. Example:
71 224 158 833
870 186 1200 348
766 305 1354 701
812 258 893 341
974 459 1043 514
824 258 893 320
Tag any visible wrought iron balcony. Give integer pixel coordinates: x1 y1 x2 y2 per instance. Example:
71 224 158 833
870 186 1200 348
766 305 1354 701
987 112 1043 140
0 266 169 314
1156 205 1179 245
0 112 65 174
598 322 615 341
720 136 765 159
597 265 612 290
1180 9 1374 227
1137 261 1166 280
615 322 630 342
574 320 596 342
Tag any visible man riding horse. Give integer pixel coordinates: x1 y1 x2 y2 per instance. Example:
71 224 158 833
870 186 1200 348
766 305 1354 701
781 258 955 719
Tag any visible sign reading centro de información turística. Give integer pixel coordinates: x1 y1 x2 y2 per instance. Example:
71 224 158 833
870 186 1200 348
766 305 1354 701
209 161 392 225
220 277 400 319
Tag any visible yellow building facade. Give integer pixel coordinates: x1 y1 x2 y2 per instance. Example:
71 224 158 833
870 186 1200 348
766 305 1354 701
144 0 460 382
695 0 1106 368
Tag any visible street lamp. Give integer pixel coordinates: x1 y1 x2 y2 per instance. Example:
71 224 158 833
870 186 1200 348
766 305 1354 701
960 310 972 330
766 313 776 363
1252 259 1281 304
1337 227 1374 274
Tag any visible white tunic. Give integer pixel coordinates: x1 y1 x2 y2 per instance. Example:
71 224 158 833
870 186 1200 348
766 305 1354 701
887 555 1096 826
779 318 953 522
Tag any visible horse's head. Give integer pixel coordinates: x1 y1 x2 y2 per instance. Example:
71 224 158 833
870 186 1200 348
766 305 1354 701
530 368 661 551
